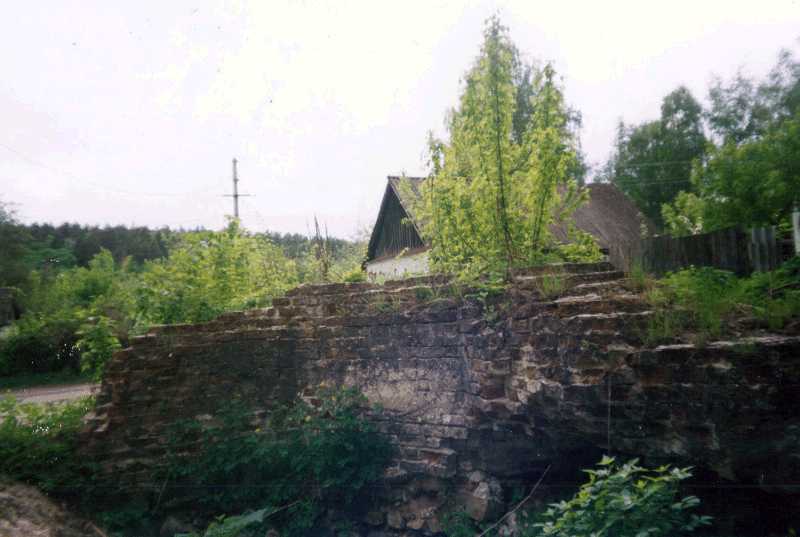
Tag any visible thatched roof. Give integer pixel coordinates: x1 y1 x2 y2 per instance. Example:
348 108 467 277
550 182 652 249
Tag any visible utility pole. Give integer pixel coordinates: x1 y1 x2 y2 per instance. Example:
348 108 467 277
223 158 251 220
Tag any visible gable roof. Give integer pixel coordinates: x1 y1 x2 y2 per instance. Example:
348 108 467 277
366 176 427 261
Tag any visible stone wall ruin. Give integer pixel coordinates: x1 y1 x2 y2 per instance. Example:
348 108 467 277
80 262 800 535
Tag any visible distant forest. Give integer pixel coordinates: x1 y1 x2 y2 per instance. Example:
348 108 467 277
1 219 364 287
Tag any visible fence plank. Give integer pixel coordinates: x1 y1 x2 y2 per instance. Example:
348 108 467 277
640 226 779 276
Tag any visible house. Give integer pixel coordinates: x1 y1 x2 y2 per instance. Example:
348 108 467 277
365 177 430 279
365 176 651 279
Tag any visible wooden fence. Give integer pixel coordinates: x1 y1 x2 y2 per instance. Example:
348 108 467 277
640 226 787 276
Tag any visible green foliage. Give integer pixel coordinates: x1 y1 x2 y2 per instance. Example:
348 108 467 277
529 457 711 537
661 191 706 237
1 249 132 377
642 260 800 344
661 267 738 337
707 48 799 145
0 200 33 287
417 17 596 280
341 267 367 283
601 86 707 225
1 222 306 379
534 271 568 300
625 261 655 294
162 386 392 536
629 47 800 235
0 315 81 375
137 219 297 325
0 369 90 390
738 257 800 329
442 510 481 537
689 110 800 231
555 226 603 263
76 315 122 380
0 395 95 493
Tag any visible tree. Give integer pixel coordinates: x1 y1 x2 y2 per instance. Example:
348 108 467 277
602 86 706 225
707 48 800 145
0 201 32 287
663 48 800 235
418 17 596 280
689 110 800 230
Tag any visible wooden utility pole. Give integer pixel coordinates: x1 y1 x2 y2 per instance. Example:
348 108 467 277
223 158 251 219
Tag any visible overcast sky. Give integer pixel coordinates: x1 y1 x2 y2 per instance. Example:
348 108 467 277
2 1 799 238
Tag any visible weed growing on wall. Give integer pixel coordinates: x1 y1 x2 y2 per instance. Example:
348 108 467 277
641 258 800 344
162 386 392 536
534 271 568 300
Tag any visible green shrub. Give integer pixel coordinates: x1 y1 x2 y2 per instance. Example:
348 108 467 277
642 259 800 344
738 257 800 329
0 395 95 493
0 316 80 375
76 315 122 380
162 386 392 535
660 267 737 337
528 457 711 537
340 267 367 283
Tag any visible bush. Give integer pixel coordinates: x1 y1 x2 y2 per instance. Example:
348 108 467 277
0 316 80 375
528 457 711 537
660 267 738 337
163 386 392 536
340 267 367 283
738 257 800 329
76 315 122 380
0 395 95 493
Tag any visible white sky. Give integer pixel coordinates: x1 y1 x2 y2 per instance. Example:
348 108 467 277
2 0 799 238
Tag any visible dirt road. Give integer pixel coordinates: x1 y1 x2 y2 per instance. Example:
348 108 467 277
5 383 99 404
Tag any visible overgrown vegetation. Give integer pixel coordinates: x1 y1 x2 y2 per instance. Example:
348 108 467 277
526 457 711 536
441 457 710 537
415 17 601 282
0 216 367 381
159 386 392 537
0 395 95 494
641 258 800 344
0 387 390 536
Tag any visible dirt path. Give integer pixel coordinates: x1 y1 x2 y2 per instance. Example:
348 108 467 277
5 382 99 404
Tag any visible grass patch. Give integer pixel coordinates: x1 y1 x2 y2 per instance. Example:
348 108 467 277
534 270 568 300
641 258 800 345
625 261 655 293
